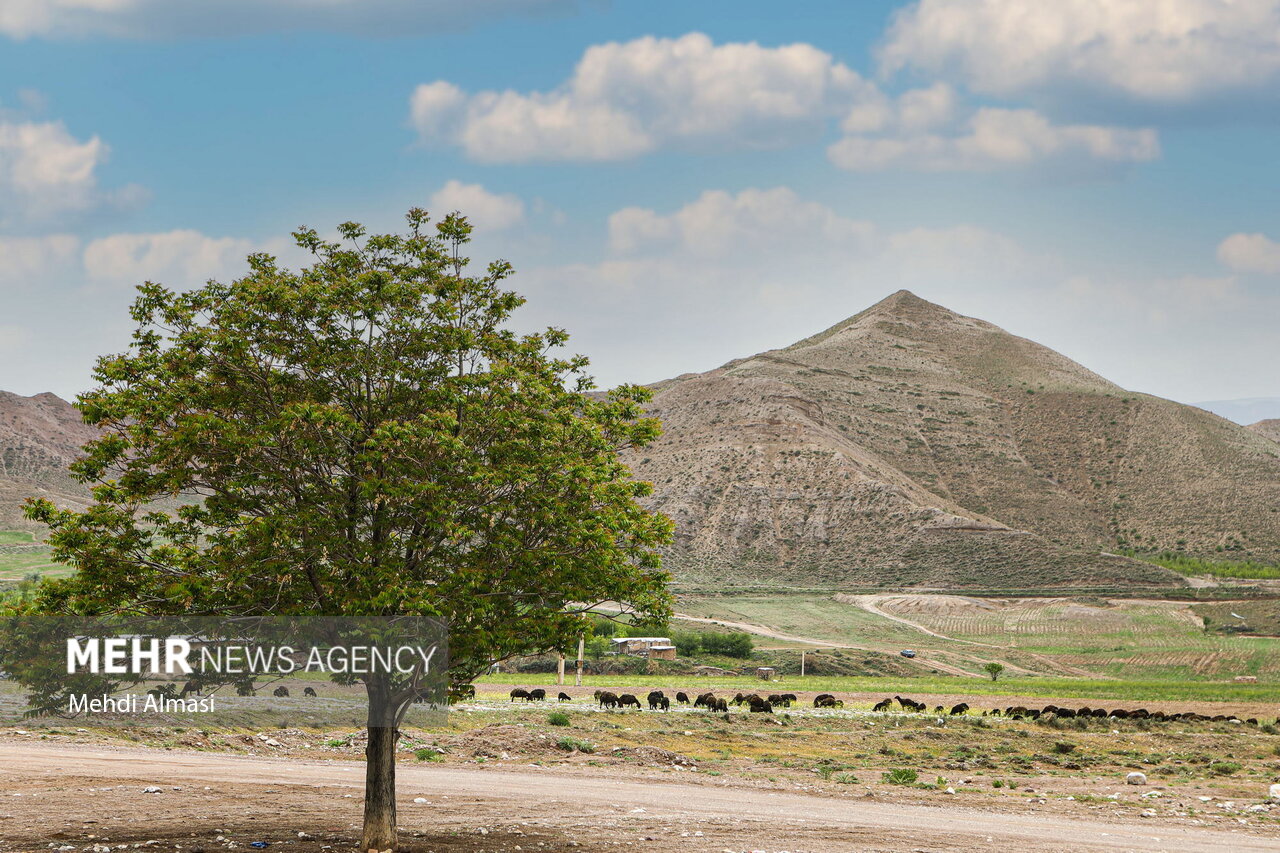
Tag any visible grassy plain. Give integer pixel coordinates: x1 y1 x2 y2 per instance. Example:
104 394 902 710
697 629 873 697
677 593 1280 683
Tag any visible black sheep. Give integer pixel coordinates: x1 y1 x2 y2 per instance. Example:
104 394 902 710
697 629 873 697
510 688 530 702
273 686 290 698
647 691 668 710
528 688 547 702
949 702 969 715
872 698 892 712
303 687 317 697
617 693 642 709
675 691 690 704
557 691 573 702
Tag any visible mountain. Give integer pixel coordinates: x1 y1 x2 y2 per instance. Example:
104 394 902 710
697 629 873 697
625 291 1280 589
0 391 97 530
1251 420 1280 443
1195 397 1280 425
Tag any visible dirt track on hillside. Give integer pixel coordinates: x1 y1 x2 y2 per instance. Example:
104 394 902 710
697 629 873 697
2 743 1278 852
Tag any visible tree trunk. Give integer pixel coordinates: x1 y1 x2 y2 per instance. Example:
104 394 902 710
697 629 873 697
362 677 399 851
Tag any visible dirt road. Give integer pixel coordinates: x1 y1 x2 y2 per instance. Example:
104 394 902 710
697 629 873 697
3 743 1276 852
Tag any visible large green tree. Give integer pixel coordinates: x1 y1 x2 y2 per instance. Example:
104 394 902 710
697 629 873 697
20 210 673 850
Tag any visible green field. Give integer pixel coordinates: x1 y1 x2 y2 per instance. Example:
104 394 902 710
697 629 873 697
676 593 1280 683
0 530 68 581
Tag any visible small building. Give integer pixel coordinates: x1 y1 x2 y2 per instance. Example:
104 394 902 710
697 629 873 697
755 666 776 681
610 637 674 658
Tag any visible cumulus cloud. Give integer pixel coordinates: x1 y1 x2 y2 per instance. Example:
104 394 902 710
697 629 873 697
0 120 128 222
83 230 258 288
428 180 525 231
410 33 876 161
0 0 579 39
828 107 1159 172
879 0 1280 102
1217 233 1280 275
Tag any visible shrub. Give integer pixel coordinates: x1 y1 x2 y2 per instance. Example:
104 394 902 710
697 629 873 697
1052 742 1077 755
414 747 443 762
1210 761 1242 775
547 711 570 727
882 768 918 785
556 736 595 754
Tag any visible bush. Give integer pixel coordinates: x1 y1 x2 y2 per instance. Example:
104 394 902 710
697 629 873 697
413 747 443 762
1209 761 1242 775
547 711 570 727
882 768 918 785
556 736 595 753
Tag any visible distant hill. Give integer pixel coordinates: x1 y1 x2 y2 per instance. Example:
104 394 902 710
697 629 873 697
1250 420 1280 443
626 291 1280 589
1195 397 1280 425
0 391 97 530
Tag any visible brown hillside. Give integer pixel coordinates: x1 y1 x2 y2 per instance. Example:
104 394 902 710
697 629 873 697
626 291 1280 588
0 391 97 530
1250 419 1280 443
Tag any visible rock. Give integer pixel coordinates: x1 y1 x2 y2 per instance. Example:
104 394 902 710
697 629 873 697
945 787 956 795
142 786 162 794
412 797 428 804
296 832 313 840
1140 808 1157 818
1126 772 1147 785
1269 784 1280 802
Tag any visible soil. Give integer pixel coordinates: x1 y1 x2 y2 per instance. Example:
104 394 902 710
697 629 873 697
3 742 1280 853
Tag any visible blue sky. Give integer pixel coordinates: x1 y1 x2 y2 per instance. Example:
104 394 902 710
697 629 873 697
1 0 1277 416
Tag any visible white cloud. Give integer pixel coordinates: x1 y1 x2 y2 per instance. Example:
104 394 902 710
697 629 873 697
0 0 578 39
1217 233 1280 275
609 187 877 257
410 32 876 162
0 234 80 286
83 230 257 288
428 180 525 231
828 107 1159 172
879 0 1280 102
0 120 115 222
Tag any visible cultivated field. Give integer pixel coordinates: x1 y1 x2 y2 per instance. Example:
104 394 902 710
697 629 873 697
677 592 1280 683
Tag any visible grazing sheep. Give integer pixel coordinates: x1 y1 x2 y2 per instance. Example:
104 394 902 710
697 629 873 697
557 692 573 702
273 686 290 698
647 691 668 710
617 693 642 710
733 692 747 706
675 691 690 704
597 691 619 709
949 702 969 716
528 688 547 702
180 680 202 698
813 693 835 708
781 693 797 705
933 705 945 713
694 692 716 709
303 687 317 697
872 698 892 712
713 697 729 712
747 695 773 713
510 688 531 702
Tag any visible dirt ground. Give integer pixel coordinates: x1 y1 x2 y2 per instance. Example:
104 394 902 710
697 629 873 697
3 743 1280 853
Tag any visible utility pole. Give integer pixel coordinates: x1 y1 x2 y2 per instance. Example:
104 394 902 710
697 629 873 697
575 635 585 686
556 651 566 686
800 650 806 677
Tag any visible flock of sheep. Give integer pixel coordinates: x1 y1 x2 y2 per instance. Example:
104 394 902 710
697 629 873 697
505 688 1270 725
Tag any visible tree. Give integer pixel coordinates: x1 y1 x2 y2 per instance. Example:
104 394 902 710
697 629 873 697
14 210 673 850
984 662 1005 682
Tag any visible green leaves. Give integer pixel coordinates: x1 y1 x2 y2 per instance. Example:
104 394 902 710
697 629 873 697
12 207 673 697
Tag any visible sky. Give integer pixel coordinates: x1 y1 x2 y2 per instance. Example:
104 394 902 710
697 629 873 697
1 0 1277 415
